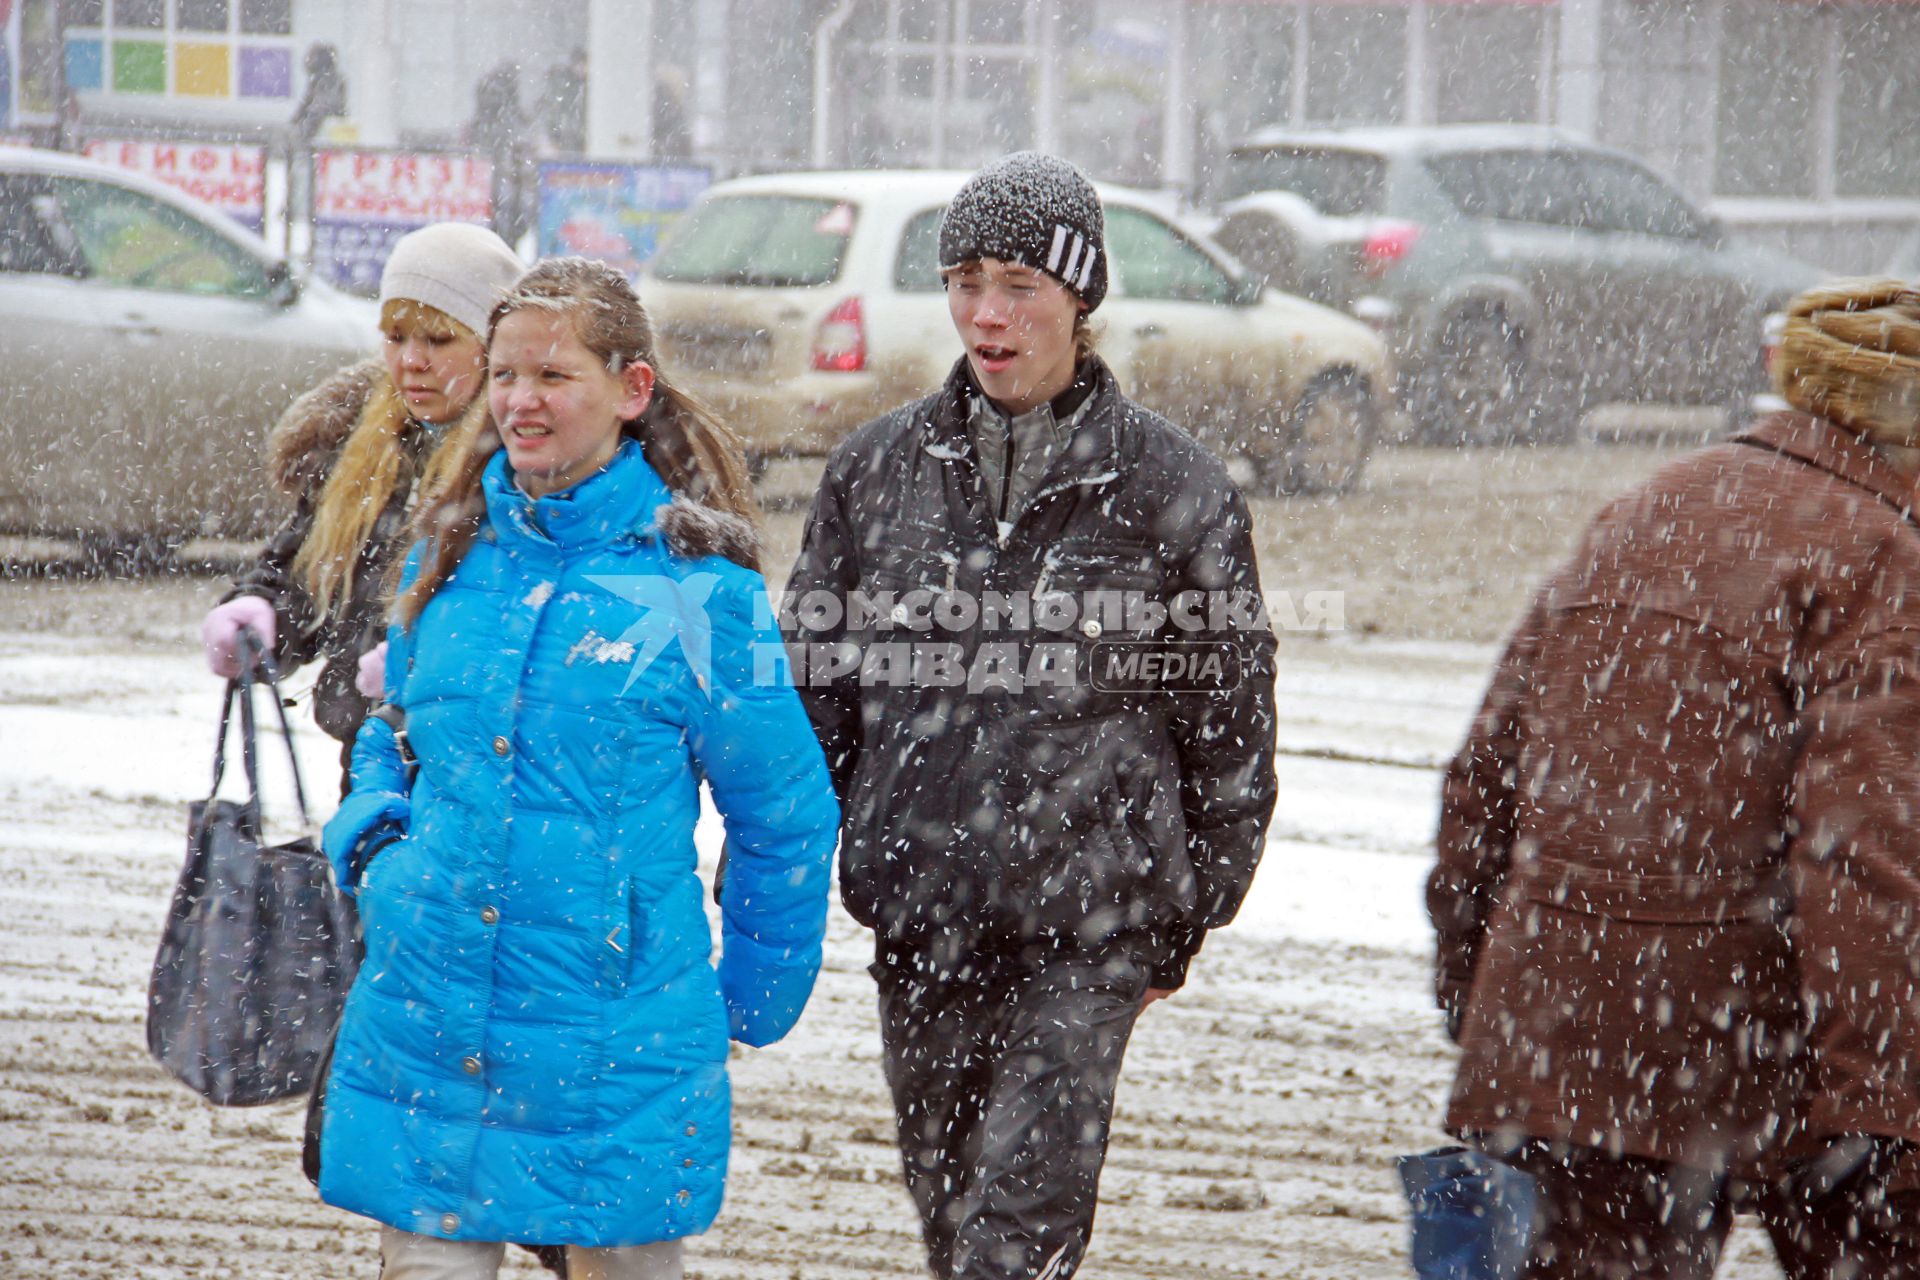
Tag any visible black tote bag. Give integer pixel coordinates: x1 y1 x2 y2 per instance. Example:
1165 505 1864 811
147 629 361 1106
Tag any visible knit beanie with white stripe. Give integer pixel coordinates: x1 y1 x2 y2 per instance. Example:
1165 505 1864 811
939 151 1108 312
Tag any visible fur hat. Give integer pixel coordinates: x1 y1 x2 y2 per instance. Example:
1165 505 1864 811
378 223 525 337
1776 277 1920 448
939 151 1107 311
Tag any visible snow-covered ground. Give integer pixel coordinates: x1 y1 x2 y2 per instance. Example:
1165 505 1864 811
0 606 1785 1277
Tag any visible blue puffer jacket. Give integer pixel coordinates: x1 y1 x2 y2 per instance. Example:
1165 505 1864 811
318 439 838 1247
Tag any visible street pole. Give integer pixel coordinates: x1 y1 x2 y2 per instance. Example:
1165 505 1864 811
1556 0 1603 138
811 0 859 168
353 0 397 146
1160 0 1192 192
588 0 655 159
693 0 728 170
2 0 19 133
1034 0 1059 155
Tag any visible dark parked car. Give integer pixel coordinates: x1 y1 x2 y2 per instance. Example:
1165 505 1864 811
1207 125 1825 443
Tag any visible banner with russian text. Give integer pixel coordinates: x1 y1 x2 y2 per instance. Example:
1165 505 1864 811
83 138 268 234
311 148 493 294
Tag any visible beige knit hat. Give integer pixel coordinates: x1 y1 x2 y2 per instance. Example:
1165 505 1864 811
377 223 524 338
1775 277 1920 447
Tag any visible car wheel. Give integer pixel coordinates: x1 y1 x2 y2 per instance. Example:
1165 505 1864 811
79 531 183 576
1414 309 1528 446
1273 370 1376 496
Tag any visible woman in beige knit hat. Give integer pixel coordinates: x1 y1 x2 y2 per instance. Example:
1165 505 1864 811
200 222 525 792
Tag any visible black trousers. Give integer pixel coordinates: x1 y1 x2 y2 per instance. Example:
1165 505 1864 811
1507 1141 1920 1280
873 944 1150 1280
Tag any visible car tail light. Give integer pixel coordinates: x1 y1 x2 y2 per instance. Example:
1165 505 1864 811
1359 221 1421 279
1760 310 1786 377
811 296 866 372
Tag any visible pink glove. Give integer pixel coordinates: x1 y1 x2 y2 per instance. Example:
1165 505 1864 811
355 641 388 700
201 596 277 679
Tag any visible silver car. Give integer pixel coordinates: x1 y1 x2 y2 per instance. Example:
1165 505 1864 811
0 146 371 551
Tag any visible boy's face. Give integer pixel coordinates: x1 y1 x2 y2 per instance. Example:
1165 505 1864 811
944 258 1084 416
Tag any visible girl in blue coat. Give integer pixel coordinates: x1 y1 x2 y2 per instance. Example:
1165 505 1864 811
319 257 839 1279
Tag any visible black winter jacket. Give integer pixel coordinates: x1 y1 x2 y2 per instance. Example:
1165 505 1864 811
224 361 478 744
784 357 1278 988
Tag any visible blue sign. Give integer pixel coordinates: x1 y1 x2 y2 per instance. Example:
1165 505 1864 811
536 161 710 279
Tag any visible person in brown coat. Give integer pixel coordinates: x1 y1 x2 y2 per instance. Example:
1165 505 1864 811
1430 278 1920 1278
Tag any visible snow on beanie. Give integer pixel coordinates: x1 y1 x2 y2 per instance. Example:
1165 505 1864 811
939 151 1108 312
378 223 525 338
1776 277 1920 448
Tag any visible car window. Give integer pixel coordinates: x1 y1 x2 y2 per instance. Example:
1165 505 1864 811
1217 148 1386 215
0 176 83 276
1572 155 1710 239
893 206 946 293
50 177 270 296
1104 206 1235 305
1424 149 1591 229
651 195 854 287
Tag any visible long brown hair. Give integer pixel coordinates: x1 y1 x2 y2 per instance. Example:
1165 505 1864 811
395 257 761 627
292 300 482 623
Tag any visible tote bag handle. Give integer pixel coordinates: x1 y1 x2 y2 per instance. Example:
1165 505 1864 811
206 624 313 833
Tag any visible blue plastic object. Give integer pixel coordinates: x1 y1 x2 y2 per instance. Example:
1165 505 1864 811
1398 1145 1539 1280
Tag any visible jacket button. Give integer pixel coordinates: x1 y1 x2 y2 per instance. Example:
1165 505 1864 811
492 735 511 757
480 906 499 925
440 1213 460 1233
461 1055 482 1075
1081 619 1103 639
676 1189 691 1204
685 1123 698 1137
683 1157 695 1168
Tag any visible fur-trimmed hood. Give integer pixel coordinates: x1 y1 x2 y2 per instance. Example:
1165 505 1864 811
1775 277 1920 449
654 493 763 566
266 359 385 496
265 360 492 497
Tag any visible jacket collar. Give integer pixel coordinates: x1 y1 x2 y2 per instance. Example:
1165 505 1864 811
922 355 1126 495
1734 410 1920 524
482 437 673 552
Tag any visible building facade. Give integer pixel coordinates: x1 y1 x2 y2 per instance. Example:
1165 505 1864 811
13 0 1918 271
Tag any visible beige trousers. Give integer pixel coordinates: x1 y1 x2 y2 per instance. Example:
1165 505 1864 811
378 1228 684 1280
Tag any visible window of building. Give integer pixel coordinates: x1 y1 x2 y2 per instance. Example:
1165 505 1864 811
1427 6 1545 125
1304 7 1406 126
1190 2 1298 201
1834 6 1920 197
840 0 1041 168
238 0 290 35
1713 0 1920 201
60 0 296 101
176 0 229 33
1714 1 1819 198
114 0 163 29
